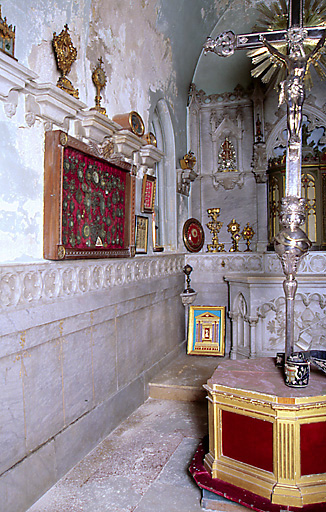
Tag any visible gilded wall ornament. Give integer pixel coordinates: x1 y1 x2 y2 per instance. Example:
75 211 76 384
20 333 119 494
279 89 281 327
227 218 241 252
91 57 107 116
206 208 225 252
0 5 15 58
242 223 255 252
218 138 237 172
180 150 196 170
52 24 79 99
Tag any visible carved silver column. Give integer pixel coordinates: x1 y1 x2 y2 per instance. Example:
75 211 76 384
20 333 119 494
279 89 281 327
274 197 311 360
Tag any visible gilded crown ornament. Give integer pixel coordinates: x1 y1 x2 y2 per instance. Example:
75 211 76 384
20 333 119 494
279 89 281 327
91 57 107 116
180 150 196 170
227 218 241 252
52 24 79 98
206 208 225 252
0 5 15 58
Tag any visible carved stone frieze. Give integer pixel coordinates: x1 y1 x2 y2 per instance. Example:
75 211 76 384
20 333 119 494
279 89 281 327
0 255 184 310
185 252 326 275
188 83 251 109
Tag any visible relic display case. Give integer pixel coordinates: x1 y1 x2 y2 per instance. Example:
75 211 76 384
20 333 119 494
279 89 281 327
44 130 136 260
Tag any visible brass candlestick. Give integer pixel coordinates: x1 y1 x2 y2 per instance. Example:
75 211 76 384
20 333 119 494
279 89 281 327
242 223 255 252
227 218 241 252
91 57 107 116
206 208 225 252
53 24 79 98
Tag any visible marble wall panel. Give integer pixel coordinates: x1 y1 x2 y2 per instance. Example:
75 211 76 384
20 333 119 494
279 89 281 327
116 306 152 389
0 441 56 512
23 340 64 452
0 356 25 474
92 319 118 405
61 328 94 426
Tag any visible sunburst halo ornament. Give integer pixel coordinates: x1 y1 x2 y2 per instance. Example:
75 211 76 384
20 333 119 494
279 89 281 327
248 0 326 90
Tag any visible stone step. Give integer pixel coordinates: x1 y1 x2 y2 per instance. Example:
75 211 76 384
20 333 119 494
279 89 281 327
148 352 221 402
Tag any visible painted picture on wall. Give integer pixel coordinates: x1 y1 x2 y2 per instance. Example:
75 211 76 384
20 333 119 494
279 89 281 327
187 306 225 356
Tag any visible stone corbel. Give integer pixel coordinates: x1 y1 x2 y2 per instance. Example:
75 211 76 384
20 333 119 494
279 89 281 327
212 171 244 191
0 51 37 101
138 144 164 178
73 109 121 144
24 81 86 129
111 129 144 165
3 89 18 118
177 167 198 196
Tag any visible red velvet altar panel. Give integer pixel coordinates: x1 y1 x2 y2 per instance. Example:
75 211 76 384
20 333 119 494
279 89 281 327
301 421 326 476
222 410 273 473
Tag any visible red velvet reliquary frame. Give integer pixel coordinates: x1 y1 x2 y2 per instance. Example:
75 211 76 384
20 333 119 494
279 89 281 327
44 130 136 260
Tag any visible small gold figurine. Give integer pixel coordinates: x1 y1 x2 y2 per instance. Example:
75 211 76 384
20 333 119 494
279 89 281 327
242 223 255 252
91 57 107 116
206 208 225 252
53 24 79 98
227 218 241 252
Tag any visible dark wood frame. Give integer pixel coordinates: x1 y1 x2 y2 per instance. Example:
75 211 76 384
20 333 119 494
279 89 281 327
141 174 156 214
43 130 136 260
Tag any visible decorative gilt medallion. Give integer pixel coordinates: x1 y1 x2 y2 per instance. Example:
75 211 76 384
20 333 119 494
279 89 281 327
52 24 79 99
183 218 205 253
59 132 68 146
57 245 66 259
91 57 107 116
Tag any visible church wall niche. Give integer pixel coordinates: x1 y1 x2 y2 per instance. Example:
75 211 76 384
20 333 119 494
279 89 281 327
188 84 259 252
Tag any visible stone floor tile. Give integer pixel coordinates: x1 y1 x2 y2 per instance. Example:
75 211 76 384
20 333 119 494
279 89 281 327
133 480 203 512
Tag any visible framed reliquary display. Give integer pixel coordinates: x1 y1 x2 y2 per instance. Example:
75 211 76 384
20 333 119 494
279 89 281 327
141 174 156 214
44 130 136 260
135 215 148 254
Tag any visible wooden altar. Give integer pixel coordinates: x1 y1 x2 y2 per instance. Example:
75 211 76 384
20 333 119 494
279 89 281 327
191 358 326 510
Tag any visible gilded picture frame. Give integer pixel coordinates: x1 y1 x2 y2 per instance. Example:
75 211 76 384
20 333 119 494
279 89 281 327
187 306 225 356
135 215 148 254
141 174 156 214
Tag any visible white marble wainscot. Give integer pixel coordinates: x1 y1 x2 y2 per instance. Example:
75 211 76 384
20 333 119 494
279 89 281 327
0 254 185 512
185 252 326 358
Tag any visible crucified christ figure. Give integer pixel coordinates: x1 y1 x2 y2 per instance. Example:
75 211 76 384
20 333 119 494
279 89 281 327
260 30 326 144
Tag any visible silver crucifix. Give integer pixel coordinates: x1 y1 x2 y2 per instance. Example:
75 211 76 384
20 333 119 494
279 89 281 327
204 0 326 383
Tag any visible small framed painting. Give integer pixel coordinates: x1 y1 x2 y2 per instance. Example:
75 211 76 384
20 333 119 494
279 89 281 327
141 174 156 213
135 215 148 254
187 306 225 356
